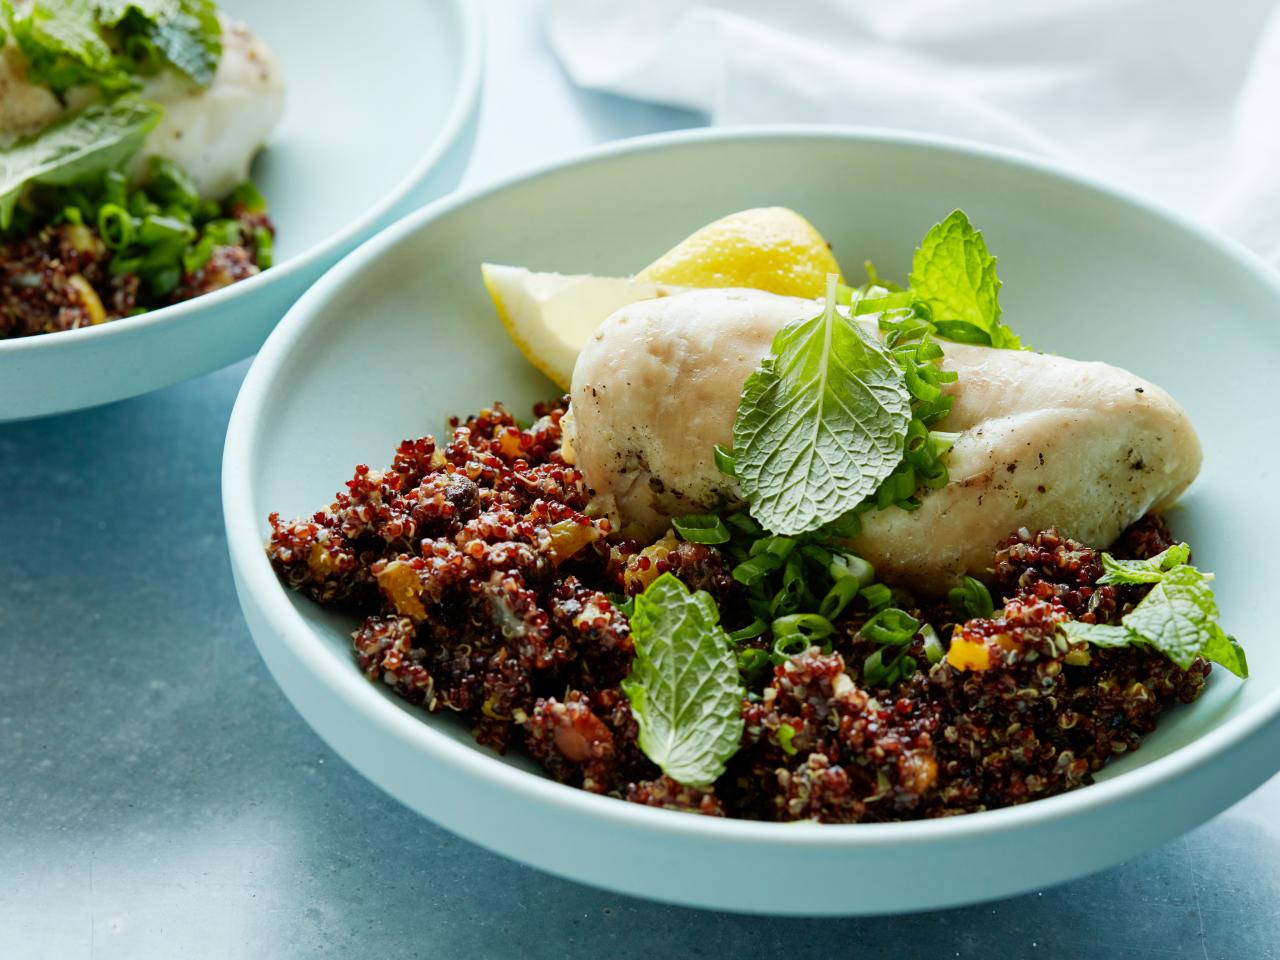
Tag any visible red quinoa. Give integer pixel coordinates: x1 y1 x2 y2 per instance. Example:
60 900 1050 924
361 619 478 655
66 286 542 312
267 400 1209 822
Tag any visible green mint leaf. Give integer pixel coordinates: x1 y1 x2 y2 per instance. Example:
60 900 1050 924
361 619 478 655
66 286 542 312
1062 561 1248 679
1059 620 1133 647
1097 543 1192 585
1123 565 1247 677
9 0 222 92
0 97 163 229
98 0 223 86
621 573 745 787
909 210 1022 350
732 280 912 536
148 0 221 86
5 0 119 92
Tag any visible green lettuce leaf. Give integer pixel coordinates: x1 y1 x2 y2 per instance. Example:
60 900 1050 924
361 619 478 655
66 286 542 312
1098 543 1192 585
621 573 745 787
909 210 1022 350
0 97 163 228
731 282 912 536
1061 558 1248 679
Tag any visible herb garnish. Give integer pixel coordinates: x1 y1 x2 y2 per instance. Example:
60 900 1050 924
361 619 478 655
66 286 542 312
908 209 1021 349
0 96 162 229
621 573 745 787
731 276 912 536
4 0 223 93
1061 546 1248 678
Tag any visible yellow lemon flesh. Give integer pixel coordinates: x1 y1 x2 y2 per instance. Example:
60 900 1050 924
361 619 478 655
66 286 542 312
635 206 843 297
482 207 841 389
481 263 683 391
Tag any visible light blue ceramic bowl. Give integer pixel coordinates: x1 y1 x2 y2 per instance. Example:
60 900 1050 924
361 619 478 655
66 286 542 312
224 127 1280 915
0 0 483 421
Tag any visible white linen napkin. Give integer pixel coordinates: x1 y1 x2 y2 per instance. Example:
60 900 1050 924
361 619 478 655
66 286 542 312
547 0 1280 264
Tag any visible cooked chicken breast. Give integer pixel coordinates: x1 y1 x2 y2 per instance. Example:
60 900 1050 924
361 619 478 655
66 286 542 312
134 16 285 198
854 342 1202 593
0 15 284 199
564 288 814 540
563 288 1202 593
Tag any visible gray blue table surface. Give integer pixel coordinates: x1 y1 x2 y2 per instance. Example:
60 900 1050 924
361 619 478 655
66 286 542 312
3 3 1278 957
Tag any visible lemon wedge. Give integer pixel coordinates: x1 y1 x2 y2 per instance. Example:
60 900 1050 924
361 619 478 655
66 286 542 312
481 264 683 390
635 207 842 297
483 207 841 388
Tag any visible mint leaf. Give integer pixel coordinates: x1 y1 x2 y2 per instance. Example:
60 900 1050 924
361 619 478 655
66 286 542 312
5 0 120 92
1060 621 1133 647
732 281 912 536
98 0 223 86
1062 560 1248 679
1124 565 1246 676
621 573 745 787
144 0 221 86
6 0 223 92
0 98 163 229
1098 543 1191 585
909 210 1021 350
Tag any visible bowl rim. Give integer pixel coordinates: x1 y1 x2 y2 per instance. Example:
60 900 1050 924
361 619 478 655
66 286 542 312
224 124 1280 848
0 0 485 359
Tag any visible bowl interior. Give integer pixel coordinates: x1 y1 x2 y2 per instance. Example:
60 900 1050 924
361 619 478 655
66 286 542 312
222 0 471 264
244 133 1279 787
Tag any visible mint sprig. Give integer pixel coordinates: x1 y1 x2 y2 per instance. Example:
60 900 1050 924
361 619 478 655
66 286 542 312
1097 543 1191 585
0 97 163 229
908 209 1022 350
5 0 223 92
731 278 912 536
621 573 745 787
1061 552 1247 679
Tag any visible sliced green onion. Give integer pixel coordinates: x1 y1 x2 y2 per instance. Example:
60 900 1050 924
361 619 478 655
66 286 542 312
738 647 772 680
253 225 274 270
750 536 797 561
183 236 216 275
863 649 888 686
818 577 861 621
725 510 762 538
672 514 731 545
819 509 862 540
921 624 945 665
948 576 995 620
138 214 196 246
798 543 833 569
102 170 128 208
861 608 920 646
97 203 134 250
732 554 782 587
860 583 893 611
147 157 201 212
772 632 811 662
147 264 181 296
773 613 834 641
203 219 243 247
777 723 799 756
109 255 143 276
713 443 737 478
728 619 767 643
61 206 83 226
923 453 952 484
230 180 267 214
129 192 160 218
829 551 875 588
